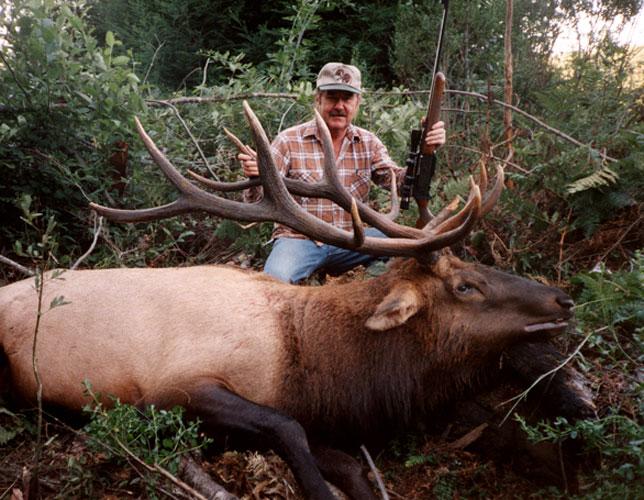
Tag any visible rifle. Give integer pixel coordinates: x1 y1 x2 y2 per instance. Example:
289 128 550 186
400 0 449 227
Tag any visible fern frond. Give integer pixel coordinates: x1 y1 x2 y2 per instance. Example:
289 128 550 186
567 165 619 194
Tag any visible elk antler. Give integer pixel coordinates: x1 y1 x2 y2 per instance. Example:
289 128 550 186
189 110 413 236
91 101 503 262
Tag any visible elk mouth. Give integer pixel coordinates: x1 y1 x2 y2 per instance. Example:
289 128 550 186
524 317 570 337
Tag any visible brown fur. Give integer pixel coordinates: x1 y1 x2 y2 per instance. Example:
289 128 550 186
0 254 572 447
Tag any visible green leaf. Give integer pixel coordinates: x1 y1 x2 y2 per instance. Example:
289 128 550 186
105 30 115 47
112 55 129 66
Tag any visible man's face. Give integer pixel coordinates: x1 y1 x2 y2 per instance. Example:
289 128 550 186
315 90 361 135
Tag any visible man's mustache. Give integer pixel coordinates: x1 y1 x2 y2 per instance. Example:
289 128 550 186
329 111 347 117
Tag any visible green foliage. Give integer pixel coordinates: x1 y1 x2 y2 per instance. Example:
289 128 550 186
0 407 35 445
0 0 145 265
517 253 644 499
82 383 212 488
433 471 460 500
517 412 644 499
214 219 274 261
86 0 287 90
573 252 644 328
404 451 439 468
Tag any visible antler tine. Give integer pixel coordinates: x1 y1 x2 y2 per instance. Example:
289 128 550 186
480 165 504 217
186 126 261 191
90 116 248 223
423 197 459 232
425 177 480 237
350 199 366 247
223 126 252 156
356 185 481 261
187 170 261 192
385 169 400 221
478 158 489 194
314 109 345 195
417 205 435 227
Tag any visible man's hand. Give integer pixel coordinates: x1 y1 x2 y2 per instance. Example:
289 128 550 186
238 146 259 177
422 120 446 154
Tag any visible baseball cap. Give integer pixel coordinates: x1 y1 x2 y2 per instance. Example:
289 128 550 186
316 63 361 95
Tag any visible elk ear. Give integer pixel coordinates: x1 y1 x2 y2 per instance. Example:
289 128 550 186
365 284 424 331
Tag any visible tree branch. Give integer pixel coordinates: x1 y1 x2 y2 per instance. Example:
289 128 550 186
446 89 618 163
0 255 34 276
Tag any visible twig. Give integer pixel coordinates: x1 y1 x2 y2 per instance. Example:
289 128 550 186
447 89 618 163
0 50 33 106
179 455 239 500
0 255 34 276
498 328 598 425
278 101 297 134
111 435 214 500
147 99 220 181
0 479 20 500
177 67 201 93
446 423 488 450
146 93 298 107
360 445 390 500
454 144 529 173
558 208 573 283
143 40 166 92
199 58 210 95
29 252 53 499
596 214 643 264
71 214 103 270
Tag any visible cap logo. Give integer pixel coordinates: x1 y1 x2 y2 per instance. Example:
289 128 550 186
316 62 361 94
335 68 352 84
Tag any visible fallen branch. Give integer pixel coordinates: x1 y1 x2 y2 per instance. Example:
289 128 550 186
145 92 298 107
446 89 618 163
179 455 239 500
360 445 390 500
447 423 488 450
144 88 617 165
0 255 34 276
112 434 238 500
71 214 103 270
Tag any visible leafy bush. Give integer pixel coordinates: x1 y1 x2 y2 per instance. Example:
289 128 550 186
0 0 145 266
82 383 212 491
517 252 644 499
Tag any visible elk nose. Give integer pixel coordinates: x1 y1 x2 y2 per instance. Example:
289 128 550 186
557 295 575 312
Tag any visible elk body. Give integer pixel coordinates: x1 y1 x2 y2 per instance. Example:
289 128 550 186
0 103 574 500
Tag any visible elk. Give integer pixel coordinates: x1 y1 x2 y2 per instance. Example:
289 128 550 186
0 102 575 500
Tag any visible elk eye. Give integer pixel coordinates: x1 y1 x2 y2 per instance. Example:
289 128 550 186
455 282 475 294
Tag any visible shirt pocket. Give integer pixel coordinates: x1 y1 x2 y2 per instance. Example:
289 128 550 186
290 169 320 184
348 164 371 201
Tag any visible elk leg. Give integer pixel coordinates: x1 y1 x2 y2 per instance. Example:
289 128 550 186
311 445 379 500
143 383 336 500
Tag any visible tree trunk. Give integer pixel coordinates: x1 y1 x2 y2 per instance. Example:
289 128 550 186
504 0 514 162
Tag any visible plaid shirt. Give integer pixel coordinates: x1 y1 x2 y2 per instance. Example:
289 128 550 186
246 119 404 242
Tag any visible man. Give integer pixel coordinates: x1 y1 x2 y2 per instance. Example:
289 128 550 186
239 62 446 283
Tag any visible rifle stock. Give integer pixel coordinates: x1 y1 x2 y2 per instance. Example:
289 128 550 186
415 72 445 228
423 72 446 154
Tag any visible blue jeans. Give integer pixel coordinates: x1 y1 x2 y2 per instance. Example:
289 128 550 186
263 227 387 284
